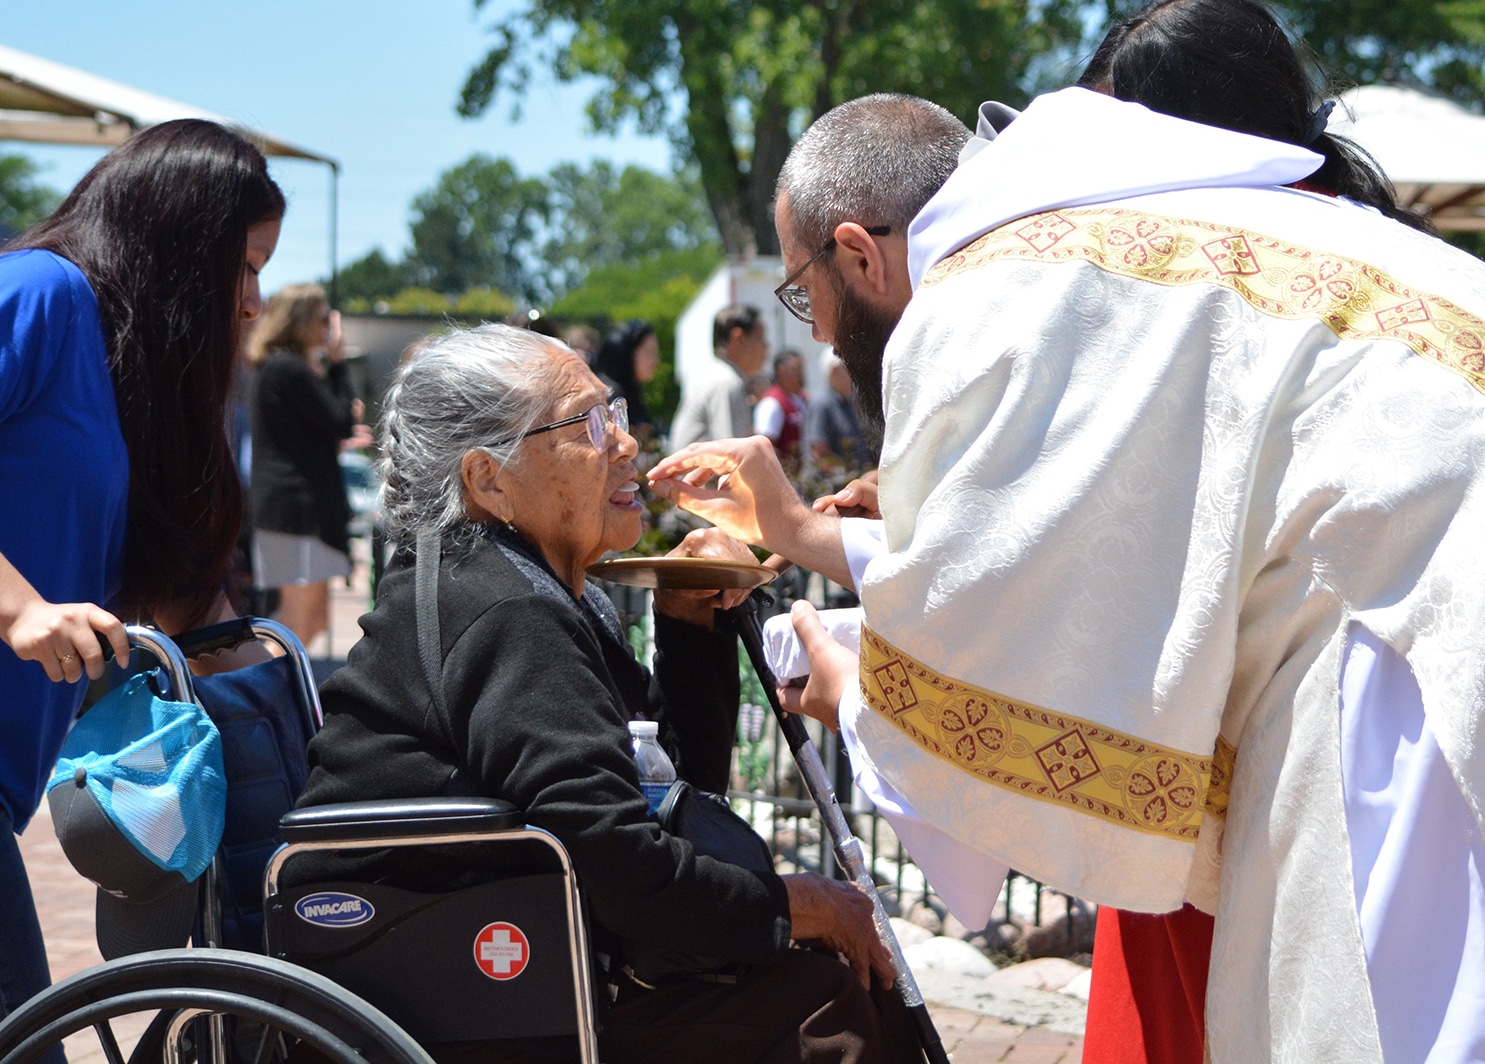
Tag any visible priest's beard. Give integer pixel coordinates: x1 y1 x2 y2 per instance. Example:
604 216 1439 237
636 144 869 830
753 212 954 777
829 271 899 461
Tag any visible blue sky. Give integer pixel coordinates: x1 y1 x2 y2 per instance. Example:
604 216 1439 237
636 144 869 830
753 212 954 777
2 0 673 296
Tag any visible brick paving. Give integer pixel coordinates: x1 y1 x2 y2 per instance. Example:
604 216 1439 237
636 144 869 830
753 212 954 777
17 562 1083 1063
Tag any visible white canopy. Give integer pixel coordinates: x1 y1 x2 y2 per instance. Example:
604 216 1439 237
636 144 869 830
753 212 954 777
0 43 336 166
1332 85 1485 231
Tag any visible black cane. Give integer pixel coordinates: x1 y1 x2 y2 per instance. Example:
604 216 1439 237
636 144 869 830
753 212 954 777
730 592 951 1064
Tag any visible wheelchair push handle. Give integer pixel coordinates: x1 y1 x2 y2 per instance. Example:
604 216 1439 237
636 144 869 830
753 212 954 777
97 624 196 703
170 616 259 658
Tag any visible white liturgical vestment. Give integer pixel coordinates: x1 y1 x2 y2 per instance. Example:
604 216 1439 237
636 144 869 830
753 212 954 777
838 88 1485 1062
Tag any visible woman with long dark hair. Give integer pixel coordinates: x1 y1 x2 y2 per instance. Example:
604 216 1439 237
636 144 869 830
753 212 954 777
1076 0 1432 233
592 319 660 442
0 119 284 1032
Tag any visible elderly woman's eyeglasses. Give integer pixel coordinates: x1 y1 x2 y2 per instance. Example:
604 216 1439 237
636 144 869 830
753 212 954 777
492 397 629 451
773 225 891 325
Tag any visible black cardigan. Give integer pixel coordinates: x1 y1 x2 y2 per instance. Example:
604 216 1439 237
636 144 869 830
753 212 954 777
249 351 356 554
300 527 792 968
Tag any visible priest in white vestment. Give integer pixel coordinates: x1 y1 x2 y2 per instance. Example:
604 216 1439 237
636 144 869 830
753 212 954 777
654 78 1485 1063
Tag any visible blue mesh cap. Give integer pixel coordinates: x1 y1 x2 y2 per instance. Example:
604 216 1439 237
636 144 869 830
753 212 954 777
48 668 225 891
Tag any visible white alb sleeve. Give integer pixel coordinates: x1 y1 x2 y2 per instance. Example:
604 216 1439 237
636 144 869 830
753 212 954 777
839 517 886 593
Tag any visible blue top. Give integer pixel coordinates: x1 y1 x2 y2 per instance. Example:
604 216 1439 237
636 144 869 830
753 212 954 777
0 249 129 831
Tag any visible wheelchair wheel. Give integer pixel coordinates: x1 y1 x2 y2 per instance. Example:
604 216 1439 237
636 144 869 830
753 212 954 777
0 950 434 1064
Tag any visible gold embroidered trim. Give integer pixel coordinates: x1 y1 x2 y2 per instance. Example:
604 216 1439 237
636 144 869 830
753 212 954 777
1205 735 1237 821
921 208 1485 397
861 625 1217 841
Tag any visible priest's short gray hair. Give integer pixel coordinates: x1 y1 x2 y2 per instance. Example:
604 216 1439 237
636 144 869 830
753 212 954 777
777 94 971 252
378 323 566 544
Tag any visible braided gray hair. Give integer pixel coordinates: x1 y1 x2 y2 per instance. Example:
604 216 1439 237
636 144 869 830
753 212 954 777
377 323 565 545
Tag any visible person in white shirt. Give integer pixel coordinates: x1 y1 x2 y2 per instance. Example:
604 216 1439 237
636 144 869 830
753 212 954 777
668 304 767 448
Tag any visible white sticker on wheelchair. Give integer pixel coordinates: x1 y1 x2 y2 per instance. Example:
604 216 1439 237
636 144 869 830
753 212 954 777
473 921 530 980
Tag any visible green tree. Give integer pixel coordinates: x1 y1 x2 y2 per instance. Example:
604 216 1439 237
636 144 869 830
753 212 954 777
457 0 1087 258
362 154 715 310
551 243 723 418
454 285 517 318
543 160 718 292
406 154 549 302
1088 0 1485 106
0 154 60 236
1275 0 1485 105
336 247 408 308
383 287 453 316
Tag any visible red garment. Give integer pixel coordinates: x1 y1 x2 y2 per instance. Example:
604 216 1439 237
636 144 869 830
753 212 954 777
1083 904 1215 1064
762 384 806 465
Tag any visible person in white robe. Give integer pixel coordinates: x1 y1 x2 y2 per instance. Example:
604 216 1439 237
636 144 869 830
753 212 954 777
651 3 1485 1058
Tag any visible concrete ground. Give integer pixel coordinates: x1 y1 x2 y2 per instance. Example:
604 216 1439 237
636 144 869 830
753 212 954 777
19 557 1083 1063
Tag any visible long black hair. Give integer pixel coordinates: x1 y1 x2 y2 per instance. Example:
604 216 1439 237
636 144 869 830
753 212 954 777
14 119 286 626
593 318 656 431
1079 0 1433 233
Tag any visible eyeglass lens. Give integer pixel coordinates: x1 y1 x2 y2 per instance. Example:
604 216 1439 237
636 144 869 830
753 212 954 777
584 399 629 449
782 288 813 324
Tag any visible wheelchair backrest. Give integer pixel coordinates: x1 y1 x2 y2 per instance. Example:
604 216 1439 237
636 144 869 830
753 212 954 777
264 801 599 1061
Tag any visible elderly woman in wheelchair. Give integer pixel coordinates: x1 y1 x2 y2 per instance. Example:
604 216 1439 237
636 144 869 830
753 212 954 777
295 324 918 1064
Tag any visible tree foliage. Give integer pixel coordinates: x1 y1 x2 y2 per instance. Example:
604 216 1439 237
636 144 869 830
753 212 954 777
1275 0 1485 106
0 154 60 237
336 248 409 308
460 1 1485 256
543 160 717 293
458 0 1088 257
334 155 717 321
406 154 550 302
551 243 724 418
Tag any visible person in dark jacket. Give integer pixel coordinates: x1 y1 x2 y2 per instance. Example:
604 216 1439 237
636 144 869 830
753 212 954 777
298 323 916 1064
592 318 660 443
246 283 368 649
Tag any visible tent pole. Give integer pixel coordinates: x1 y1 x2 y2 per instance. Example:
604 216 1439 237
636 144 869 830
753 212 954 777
328 162 340 308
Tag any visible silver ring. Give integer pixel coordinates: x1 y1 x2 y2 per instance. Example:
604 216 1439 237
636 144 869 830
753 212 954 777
60 653 77 664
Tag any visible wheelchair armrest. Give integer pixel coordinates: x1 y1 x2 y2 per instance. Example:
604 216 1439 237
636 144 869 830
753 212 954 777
279 797 524 844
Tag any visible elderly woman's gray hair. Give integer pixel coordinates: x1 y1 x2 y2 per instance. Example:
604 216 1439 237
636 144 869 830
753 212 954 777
378 323 564 544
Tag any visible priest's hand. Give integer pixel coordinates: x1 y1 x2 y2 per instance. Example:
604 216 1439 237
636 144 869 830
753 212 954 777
647 435 804 545
812 469 880 520
778 601 856 733
647 437 853 586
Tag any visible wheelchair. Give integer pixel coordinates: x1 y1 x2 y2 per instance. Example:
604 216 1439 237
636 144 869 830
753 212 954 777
0 621 600 1064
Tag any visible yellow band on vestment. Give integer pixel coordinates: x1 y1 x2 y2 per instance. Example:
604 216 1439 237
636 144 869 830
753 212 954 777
860 625 1232 841
921 207 1485 398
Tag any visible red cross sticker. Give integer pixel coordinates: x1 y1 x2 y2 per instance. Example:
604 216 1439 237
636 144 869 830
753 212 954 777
473 922 530 980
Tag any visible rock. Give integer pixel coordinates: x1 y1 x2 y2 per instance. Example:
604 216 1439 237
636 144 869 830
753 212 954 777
941 913 970 941
968 921 1022 957
1060 967 1094 1001
901 893 946 936
888 917 934 949
983 956 1089 993
902 936 997 978
1022 901 1097 958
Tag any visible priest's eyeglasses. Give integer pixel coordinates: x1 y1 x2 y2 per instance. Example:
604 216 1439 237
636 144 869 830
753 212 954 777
774 225 891 325
492 398 628 451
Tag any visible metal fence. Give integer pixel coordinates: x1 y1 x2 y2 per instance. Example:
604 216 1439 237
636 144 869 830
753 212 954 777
604 574 1070 942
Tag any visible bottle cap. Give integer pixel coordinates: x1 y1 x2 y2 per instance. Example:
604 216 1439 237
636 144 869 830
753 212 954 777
627 720 659 738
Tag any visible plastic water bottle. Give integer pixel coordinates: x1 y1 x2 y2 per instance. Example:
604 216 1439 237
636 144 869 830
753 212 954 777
628 720 676 815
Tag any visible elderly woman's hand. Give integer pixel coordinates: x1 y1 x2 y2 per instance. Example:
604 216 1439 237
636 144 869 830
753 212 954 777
653 528 758 626
782 872 895 990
